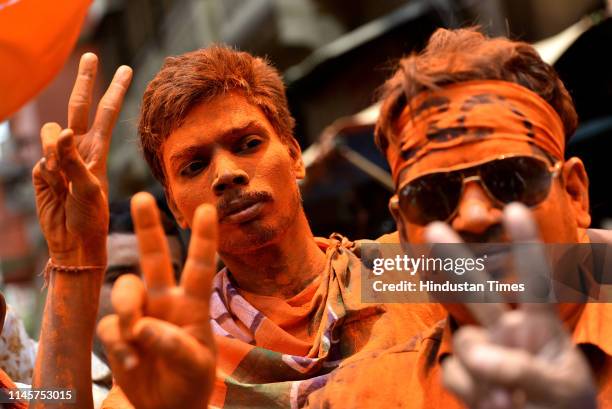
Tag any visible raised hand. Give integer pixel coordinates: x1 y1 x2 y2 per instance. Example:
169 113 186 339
426 203 597 409
32 53 132 266
31 54 133 408
97 192 217 409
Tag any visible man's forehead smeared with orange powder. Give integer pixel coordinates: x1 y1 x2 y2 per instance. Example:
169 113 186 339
375 28 578 169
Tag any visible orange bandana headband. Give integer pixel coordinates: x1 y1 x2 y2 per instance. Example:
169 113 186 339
386 80 566 185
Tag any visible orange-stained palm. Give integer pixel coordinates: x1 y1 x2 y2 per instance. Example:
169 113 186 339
32 53 132 266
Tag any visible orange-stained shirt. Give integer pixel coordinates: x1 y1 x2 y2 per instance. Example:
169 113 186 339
306 303 612 408
573 303 612 407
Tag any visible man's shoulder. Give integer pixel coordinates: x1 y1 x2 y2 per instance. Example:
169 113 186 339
374 231 400 244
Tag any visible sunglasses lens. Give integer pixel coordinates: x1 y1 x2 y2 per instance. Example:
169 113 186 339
481 156 553 206
399 172 463 225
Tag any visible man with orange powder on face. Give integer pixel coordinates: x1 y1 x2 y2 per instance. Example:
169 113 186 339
307 28 611 408
30 48 442 409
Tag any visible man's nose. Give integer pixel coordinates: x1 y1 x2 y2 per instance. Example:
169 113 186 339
211 156 249 195
450 181 503 235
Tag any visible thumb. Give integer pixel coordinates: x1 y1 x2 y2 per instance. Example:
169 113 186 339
56 129 102 197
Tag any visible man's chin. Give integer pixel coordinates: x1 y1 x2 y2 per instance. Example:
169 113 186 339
218 221 280 254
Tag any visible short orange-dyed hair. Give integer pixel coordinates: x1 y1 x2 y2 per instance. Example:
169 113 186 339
375 27 578 154
138 45 297 185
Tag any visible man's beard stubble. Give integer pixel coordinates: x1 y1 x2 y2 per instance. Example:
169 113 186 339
217 186 303 253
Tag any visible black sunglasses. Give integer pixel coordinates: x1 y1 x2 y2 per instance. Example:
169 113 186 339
395 155 562 226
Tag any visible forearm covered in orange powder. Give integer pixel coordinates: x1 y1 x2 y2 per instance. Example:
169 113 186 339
32 260 105 409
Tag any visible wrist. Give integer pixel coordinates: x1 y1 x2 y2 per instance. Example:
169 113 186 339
43 258 106 288
51 244 107 267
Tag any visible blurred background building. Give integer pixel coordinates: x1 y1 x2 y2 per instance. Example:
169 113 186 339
1 0 611 335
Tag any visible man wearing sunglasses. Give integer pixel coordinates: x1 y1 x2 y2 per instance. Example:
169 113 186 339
307 28 610 408
378 27 612 408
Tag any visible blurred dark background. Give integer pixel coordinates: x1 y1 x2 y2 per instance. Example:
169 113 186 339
2 0 611 333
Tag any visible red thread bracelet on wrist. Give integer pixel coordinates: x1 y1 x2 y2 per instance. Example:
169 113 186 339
42 259 106 287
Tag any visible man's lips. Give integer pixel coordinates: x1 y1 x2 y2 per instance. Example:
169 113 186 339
221 200 266 224
218 193 271 224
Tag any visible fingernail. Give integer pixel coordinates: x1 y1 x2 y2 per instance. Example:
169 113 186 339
123 353 138 370
470 346 502 370
117 66 132 80
82 52 98 64
115 347 138 371
46 155 57 171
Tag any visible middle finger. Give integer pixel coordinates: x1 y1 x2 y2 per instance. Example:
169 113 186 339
131 192 176 290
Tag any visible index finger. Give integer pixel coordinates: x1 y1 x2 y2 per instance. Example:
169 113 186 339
503 203 556 316
180 204 218 302
68 53 98 135
425 222 509 328
131 192 176 290
90 65 133 149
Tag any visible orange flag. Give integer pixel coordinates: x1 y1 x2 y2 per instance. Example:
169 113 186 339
0 0 91 120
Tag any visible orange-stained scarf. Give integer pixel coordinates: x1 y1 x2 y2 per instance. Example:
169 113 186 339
386 80 566 185
208 234 443 408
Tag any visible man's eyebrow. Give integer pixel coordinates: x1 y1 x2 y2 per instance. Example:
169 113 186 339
170 146 204 165
169 121 267 164
221 121 268 142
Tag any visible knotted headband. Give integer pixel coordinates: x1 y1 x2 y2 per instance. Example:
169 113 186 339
385 80 566 185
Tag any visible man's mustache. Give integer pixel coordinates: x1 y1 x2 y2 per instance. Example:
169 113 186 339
216 191 273 219
458 224 506 243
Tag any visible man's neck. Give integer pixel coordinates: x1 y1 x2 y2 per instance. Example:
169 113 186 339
219 211 327 299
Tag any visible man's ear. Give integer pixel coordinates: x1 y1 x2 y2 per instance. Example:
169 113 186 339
288 137 305 179
562 157 590 228
388 195 409 242
388 195 401 224
165 187 188 229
